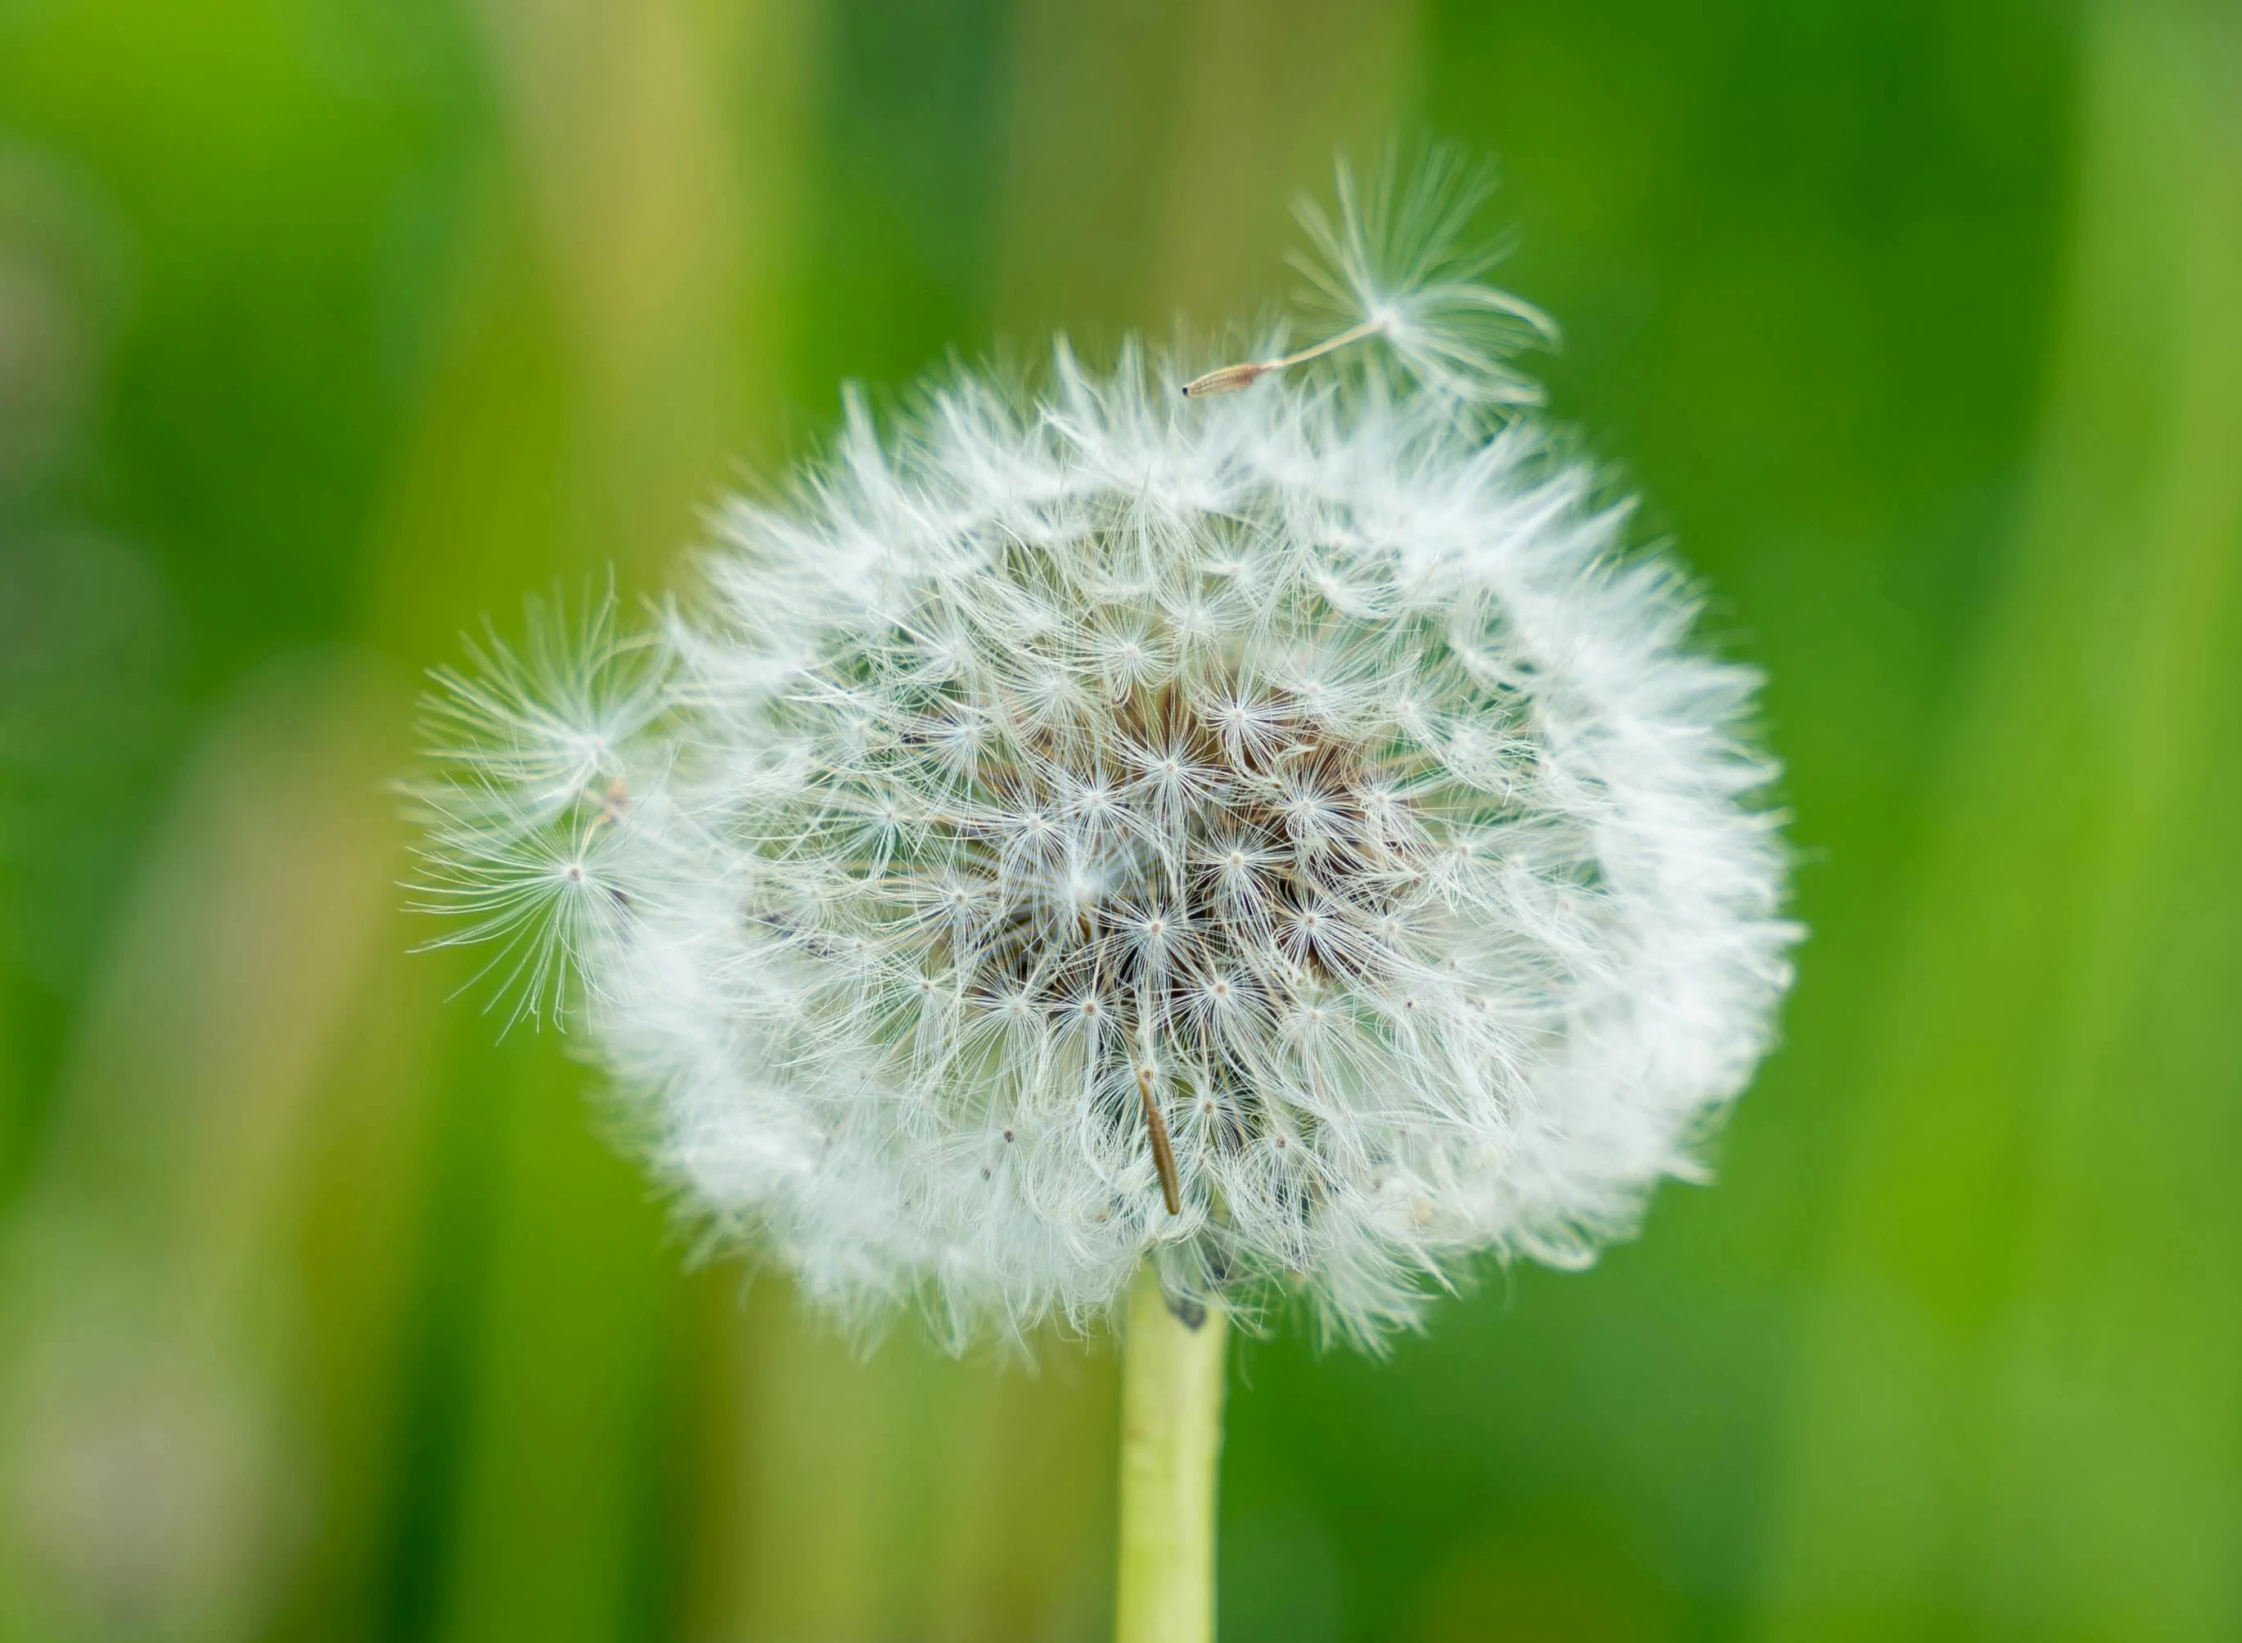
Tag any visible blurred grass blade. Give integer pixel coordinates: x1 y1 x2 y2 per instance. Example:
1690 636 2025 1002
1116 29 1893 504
0 659 412 1638
1759 1 2242 1634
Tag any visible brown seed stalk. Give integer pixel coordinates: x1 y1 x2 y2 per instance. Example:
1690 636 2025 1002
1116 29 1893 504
1180 316 1390 398
1138 1063 1183 1216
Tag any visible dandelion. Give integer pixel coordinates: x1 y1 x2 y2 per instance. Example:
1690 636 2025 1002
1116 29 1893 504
409 149 1796 1643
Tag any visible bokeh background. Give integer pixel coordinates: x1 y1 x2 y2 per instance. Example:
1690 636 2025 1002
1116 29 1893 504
3 0 2238 1637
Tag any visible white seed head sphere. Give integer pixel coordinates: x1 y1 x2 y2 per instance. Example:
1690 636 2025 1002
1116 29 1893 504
414 160 1796 1350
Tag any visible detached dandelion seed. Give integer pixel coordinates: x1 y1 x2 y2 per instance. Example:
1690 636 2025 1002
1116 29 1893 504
408 147 1797 1642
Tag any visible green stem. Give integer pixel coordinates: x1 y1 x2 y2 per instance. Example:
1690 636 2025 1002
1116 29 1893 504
1114 1264 1229 1643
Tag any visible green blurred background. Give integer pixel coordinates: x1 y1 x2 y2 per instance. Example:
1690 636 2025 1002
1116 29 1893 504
3 0 2238 1637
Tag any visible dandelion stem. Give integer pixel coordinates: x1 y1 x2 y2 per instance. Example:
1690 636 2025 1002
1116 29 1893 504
1115 1263 1228 1643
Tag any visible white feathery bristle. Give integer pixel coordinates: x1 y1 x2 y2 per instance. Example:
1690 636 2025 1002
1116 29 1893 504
1291 147 1559 409
409 155 1796 1349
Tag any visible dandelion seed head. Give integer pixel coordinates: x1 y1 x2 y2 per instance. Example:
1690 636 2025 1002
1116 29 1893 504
411 152 1796 1349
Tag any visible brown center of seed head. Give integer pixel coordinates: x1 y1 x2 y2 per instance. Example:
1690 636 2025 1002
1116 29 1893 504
876 671 1437 1191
